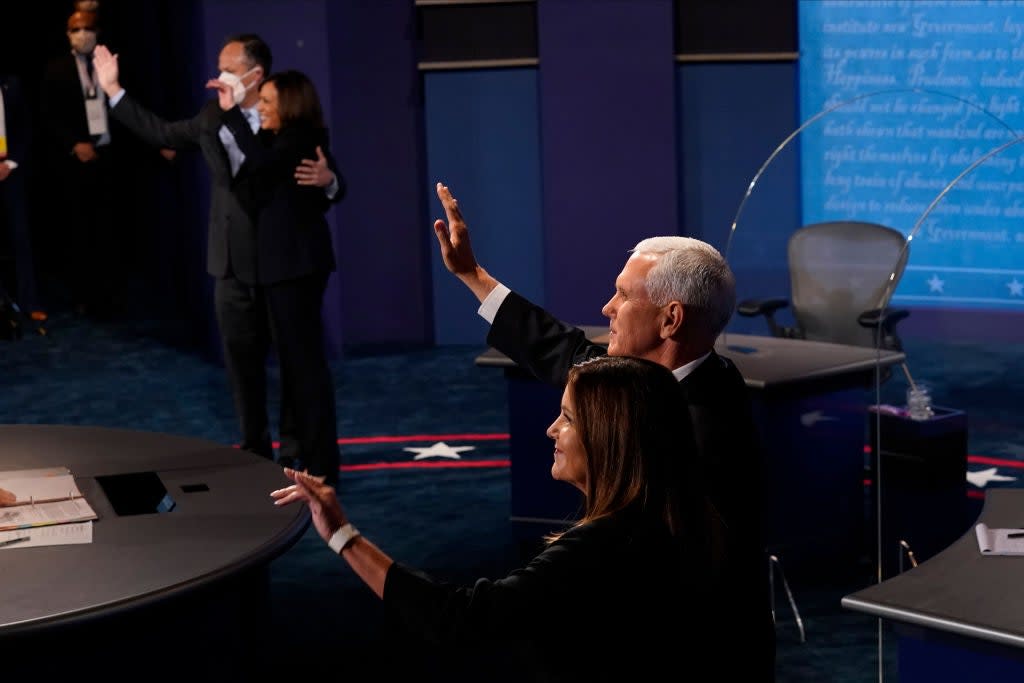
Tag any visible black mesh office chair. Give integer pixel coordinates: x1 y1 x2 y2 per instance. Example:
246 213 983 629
736 220 911 354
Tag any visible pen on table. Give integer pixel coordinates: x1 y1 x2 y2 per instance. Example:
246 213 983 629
1007 532 1024 539
0 535 30 548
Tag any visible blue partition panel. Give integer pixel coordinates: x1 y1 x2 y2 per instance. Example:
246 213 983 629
424 69 544 345
537 0 677 326
676 61 801 336
326 1 431 349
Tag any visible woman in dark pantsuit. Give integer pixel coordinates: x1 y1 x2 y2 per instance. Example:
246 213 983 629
212 70 341 483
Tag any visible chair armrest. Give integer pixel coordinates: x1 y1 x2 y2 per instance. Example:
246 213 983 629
736 298 793 338
736 298 789 318
858 307 910 351
857 307 909 329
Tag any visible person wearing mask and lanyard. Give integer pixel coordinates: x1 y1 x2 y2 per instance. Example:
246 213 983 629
38 10 127 319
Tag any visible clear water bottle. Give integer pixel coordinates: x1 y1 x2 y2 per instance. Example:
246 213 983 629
906 384 934 421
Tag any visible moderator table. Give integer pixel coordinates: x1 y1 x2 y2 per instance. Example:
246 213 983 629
0 424 308 677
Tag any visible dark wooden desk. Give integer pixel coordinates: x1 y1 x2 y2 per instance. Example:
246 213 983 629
843 489 1024 682
0 425 308 676
477 331 905 570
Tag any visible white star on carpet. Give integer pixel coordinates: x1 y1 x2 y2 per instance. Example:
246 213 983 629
927 274 945 293
1008 278 1024 297
966 467 1017 488
403 441 475 460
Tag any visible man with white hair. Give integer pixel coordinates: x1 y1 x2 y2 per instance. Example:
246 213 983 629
432 181 775 681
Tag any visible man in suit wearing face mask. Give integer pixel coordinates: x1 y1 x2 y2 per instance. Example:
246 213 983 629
92 34 346 484
38 9 131 318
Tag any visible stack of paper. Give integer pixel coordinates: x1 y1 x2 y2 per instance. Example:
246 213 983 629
975 522 1024 556
0 467 97 548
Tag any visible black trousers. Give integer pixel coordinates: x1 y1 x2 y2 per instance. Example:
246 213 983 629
214 273 340 484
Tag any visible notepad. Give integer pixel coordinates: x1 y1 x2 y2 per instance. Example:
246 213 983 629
0 471 98 531
975 523 1024 556
0 473 85 505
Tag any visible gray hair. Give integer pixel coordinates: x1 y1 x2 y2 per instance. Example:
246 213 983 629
630 236 736 340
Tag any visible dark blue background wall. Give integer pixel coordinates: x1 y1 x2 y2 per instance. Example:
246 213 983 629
160 0 800 350
8 0 1011 352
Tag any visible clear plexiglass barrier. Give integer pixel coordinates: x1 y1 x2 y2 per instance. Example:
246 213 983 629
720 87 1024 677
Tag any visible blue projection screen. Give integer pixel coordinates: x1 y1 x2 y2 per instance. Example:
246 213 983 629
799 0 1024 310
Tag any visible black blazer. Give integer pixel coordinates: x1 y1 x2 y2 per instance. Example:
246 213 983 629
39 53 91 157
486 289 776 680
384 508 718 682
221 106 341 284
110 94 344 285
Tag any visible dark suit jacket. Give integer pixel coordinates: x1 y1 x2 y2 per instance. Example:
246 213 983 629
221 106 340 283
486 290 775 680
110 94 344 285
39 53 118 159
384 507 719 682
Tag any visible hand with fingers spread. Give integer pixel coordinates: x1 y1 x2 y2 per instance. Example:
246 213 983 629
294 146 335 188
432 181 499 302
271 468 345 543
270 468 393 598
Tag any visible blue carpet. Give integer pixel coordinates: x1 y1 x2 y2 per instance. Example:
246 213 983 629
2 312 1022 681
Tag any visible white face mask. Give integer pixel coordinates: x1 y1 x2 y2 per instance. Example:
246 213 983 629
69 29 97 55
217 66 260 106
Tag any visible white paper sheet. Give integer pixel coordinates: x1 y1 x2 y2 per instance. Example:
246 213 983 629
0 521 93 548
976 522 1024 556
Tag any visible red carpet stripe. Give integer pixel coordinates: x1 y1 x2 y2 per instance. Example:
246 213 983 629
966 455 1024 469
262 433 510 449
338 433 509 445
246 433 514 473
341 459 510 472
865 443 1024 470
252 434 1022 477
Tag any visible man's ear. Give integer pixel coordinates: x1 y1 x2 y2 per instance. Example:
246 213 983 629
660 300 685 339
